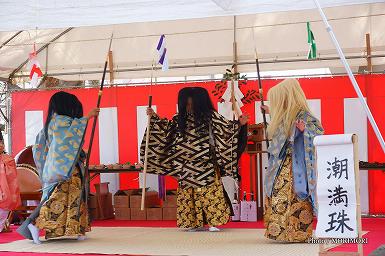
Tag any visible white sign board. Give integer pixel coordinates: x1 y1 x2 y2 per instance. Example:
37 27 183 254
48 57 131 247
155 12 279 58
314 134 358 238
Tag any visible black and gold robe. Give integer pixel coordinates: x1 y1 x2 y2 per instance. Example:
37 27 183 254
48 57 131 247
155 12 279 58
140 111 242 228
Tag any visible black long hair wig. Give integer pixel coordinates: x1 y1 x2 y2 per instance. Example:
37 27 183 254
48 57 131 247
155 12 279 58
44 91 83 138
177 87 193 134
177 87 215 135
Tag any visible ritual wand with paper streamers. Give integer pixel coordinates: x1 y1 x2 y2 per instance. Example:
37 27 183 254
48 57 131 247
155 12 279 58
84 34 113 198
141 62 155 211
230 79 242 120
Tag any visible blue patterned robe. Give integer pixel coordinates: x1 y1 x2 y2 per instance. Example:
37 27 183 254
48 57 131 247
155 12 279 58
33 114 88 201
264 111 324 208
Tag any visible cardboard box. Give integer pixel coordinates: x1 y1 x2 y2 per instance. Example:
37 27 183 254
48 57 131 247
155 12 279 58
130 208 147 220
115 207 131 220
146 208 162 220
162 207 177 220
114 190 132 207
130 191 160 208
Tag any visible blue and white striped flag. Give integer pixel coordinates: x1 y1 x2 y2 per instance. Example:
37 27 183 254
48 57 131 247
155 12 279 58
156 34 168 71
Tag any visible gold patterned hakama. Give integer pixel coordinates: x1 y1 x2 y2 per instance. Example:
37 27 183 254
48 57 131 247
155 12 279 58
264 154 313 242
177 179 231 228
35 168 90 239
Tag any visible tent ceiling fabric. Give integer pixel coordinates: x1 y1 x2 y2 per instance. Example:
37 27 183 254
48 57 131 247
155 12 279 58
0 1 384 81
0 0 382 31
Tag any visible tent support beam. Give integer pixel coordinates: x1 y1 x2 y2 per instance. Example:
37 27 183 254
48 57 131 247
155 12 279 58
314 0 385 156
0 31 22 51
8 53 385 78
8 27 73 81
7 71 384 92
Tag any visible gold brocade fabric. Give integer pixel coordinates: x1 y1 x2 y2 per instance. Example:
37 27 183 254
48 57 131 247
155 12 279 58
264 154 313 242
177 179 231 228
35 168 90 239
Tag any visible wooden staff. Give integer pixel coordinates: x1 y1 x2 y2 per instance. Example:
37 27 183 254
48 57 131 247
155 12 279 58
141 96 152 210
141 63 155 210
255 58 269 149
84 34 113 195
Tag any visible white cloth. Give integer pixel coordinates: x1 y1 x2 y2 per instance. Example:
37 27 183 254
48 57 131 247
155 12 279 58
221 176 238 202
221 80 244 120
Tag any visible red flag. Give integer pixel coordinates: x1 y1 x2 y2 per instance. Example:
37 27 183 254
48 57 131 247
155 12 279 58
29 63 43 79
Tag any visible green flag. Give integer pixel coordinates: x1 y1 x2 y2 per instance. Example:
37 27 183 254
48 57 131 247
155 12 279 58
307 22 317 59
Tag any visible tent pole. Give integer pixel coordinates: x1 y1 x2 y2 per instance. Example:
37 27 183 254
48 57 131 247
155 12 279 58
0 31 23 51
366 33 372 73
233 16 238 73
313 0 385 154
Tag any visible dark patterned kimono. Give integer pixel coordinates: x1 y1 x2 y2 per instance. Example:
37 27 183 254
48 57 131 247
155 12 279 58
141 111 242 228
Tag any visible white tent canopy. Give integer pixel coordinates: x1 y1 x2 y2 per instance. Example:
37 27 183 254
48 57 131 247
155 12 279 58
0 0 384 81
1 0 383 31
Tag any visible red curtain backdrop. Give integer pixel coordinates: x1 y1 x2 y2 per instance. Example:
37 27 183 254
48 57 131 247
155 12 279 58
10 75 385 214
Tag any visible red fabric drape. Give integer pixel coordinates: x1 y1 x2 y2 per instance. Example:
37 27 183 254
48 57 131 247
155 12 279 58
10 75 385 213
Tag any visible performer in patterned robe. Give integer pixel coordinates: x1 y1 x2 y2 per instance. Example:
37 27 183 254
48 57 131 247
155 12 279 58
141 87 248 231
0 131 21 232
262 79 324 242
17 91 99 244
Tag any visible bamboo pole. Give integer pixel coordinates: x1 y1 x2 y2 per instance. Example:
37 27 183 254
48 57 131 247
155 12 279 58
141 63 155 210
84 34 113 206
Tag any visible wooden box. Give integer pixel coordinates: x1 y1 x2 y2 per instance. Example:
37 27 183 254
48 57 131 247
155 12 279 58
162 207 177 220
130 191 160 208
115 207 131 220
95 182 109 196
130 208 147 220
247 123 265 142
114 190 132 208
146 208 162 220
163 192 177 208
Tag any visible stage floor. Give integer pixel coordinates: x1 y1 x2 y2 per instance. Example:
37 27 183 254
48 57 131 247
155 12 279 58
0 227 323 256
0 219 384 256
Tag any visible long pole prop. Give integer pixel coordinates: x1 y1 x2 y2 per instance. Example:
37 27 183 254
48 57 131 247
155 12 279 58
255 58 269 149
85 34 113 189
141 63 154 210
313 0 385 154
252 27 269 149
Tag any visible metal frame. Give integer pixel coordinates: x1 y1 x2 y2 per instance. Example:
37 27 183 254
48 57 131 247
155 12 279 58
8 28 73 81
4 71 385 93
314 0 385 153
8 53 385 79
0 31 23 51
